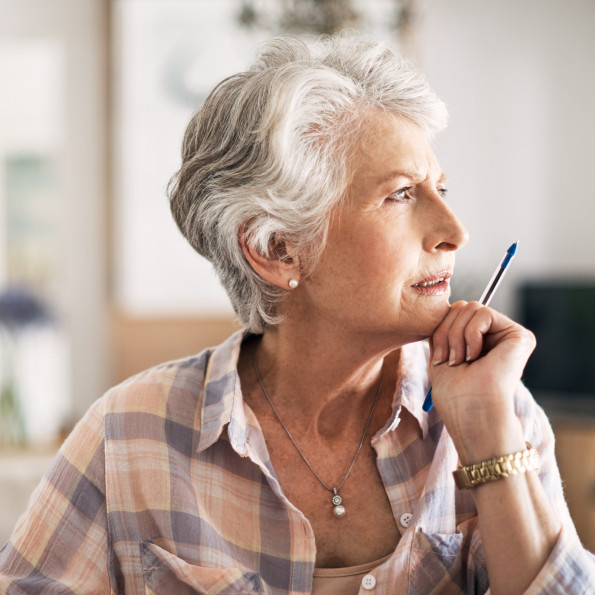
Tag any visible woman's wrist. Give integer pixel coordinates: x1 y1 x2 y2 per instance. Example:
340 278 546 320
448 411 526 466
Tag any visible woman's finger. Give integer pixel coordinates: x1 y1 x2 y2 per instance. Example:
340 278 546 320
430 300 468 364
462 305 496 362
442 301 485 365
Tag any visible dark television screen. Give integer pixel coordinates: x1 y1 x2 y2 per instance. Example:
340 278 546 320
518 282 595 397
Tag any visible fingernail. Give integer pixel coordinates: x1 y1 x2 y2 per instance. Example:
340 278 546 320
448 348 456 366
466 345 471 361
433 346 443 365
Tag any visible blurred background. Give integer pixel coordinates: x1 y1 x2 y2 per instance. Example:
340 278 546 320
0 0 593 550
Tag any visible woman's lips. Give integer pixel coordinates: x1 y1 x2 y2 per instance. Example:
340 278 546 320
410 271 452 295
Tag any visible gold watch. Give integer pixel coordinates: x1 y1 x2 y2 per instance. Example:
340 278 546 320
453 442 540 489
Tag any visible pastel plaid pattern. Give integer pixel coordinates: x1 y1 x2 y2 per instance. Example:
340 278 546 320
1 331 593 594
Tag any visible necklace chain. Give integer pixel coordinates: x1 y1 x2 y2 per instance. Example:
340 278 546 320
250 343 382 517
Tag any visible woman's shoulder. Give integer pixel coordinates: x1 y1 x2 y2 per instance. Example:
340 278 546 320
98 329 245 433
103 349 213 416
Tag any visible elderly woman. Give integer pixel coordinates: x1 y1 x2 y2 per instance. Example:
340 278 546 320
1 35 593 595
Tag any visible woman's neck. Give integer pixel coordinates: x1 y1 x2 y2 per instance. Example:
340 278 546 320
240 321 402 442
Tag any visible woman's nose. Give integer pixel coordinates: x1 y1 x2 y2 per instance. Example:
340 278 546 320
424 198 469 253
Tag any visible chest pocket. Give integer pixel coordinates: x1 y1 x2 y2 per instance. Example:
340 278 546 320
408 526 489 595
141 541 267 595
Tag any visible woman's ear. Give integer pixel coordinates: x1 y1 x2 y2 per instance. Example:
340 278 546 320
239 229 301 290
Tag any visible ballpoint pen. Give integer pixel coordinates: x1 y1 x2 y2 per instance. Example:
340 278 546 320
422 241 519 413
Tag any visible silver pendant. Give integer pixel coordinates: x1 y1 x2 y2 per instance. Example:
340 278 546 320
332 489 346 518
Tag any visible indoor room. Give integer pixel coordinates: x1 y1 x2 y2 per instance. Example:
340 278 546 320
1 0 593 590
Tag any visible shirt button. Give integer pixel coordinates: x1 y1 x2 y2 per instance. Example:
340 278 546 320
361 574 376 590
399 512 413 528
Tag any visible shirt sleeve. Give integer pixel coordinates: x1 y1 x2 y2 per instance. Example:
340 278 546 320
516 384 595 594
0 397 111 594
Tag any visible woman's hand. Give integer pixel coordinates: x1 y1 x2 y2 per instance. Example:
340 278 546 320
429 301 536 464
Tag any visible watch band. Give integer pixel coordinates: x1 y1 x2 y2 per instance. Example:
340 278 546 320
453 442 540 489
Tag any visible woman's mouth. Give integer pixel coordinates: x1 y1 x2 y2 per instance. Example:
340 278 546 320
411 271 452 295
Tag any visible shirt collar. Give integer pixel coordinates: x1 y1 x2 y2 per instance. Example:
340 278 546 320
195 332 432 454
196 329 247 454
382 340 431 440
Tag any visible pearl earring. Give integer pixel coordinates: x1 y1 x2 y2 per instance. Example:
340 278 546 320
288 279 299 289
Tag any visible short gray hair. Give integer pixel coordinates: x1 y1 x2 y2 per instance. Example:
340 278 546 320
168 33 448 333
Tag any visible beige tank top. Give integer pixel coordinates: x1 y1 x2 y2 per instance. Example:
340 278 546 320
312 553 392 594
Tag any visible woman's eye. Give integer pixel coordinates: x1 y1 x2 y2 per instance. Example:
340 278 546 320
438 187 448 198
387 187 411 202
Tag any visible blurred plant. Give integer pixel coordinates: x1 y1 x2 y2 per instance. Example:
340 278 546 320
237 0 417 37
0 286 52 447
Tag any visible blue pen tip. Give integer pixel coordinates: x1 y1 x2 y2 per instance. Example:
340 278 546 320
501 241 519 269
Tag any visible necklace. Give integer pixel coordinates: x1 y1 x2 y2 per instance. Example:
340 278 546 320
250 344 382 518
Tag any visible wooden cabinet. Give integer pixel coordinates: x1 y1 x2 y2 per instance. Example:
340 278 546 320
552 422 595 552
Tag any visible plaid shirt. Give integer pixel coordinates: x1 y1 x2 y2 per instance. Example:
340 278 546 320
1 330 593 594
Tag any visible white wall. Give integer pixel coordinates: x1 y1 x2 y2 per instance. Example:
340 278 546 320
0 0 109 418
418 0 595 313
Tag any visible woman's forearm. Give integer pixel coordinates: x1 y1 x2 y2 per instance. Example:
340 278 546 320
453 418 561 594
473 469 561 594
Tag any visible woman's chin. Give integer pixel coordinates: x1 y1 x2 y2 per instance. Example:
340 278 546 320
381 310 450 346
411 301 451 340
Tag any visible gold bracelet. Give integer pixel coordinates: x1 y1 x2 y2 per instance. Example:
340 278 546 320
452 442 540 489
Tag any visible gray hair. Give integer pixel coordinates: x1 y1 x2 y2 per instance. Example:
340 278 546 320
168 34 448 333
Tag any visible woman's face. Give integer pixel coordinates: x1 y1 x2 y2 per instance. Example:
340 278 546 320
296 110 468 344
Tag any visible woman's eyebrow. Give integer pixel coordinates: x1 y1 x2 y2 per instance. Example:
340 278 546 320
380 169 449 185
